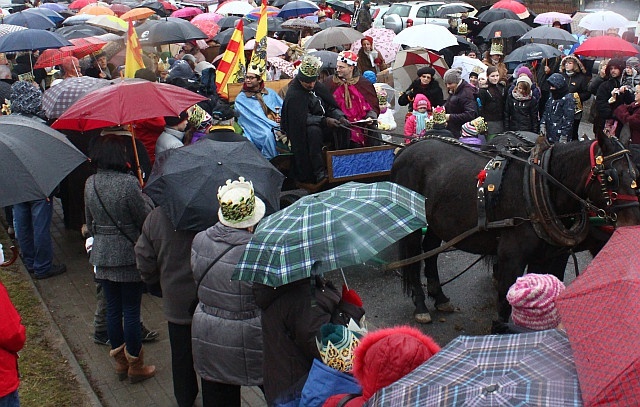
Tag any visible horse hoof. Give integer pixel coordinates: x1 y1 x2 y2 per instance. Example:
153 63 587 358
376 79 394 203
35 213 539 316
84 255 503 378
436 302 455 313
414 312 432 324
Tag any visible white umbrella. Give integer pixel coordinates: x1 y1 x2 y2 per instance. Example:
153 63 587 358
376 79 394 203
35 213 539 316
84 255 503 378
533 12 572 25
246 37 289 57
393 24 457 51
451 55 486 83
578 11 629 31
214 1 254 16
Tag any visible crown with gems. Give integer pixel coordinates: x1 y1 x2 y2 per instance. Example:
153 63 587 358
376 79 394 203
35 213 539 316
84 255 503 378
298 54 323 79
217 178 257 225
490 41 503 56
457 23 468 35
432 106 446 124
471 116 487 134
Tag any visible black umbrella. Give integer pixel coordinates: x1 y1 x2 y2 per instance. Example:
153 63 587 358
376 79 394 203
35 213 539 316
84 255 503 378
271 0 295 7
56 24 109 39
144 139 285 232
309 50 338 69
217 15 241 29
477 8 519 23
478 19 531 40
435 4 474 17
136 1 168 17
326 0 353 14
2 10 57 29
518 26 577 45
319 19 349 29
247 17 285 32
0 115 87 208
214 25 256 45
504 43 561 63
137 17 207 45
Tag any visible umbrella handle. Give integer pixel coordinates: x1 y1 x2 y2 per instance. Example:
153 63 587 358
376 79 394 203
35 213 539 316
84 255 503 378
127 124 145 187
340 267 349 290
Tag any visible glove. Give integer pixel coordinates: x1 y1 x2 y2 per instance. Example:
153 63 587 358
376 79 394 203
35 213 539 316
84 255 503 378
325 117 340 128
540 124 546 136
559 135 568 144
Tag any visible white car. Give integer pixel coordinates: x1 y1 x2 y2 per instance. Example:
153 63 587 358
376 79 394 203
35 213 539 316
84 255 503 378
383 1 475 33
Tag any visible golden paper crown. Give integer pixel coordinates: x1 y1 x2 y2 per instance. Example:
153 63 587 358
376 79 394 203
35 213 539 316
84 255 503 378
217 178 257 225
490 41 503 56
157 58 170 72
316 330 361 373
471 116 487 134
298 54 322 79
424 117 434 131
457 23 468 35
432 106 446 124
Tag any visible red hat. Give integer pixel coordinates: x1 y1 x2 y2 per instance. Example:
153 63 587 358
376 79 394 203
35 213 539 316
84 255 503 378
338 50 358 66
361 35 373 46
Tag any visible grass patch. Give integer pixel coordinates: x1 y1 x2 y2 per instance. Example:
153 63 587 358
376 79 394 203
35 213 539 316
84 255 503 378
1 237 91 407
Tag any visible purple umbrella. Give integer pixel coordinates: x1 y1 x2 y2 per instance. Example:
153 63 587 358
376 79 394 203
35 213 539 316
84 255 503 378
39 3 68 12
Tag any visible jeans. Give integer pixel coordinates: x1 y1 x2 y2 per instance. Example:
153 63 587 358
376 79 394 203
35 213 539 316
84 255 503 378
100 279 143 356
168 322 198 407
94 282 107 333
0 390 20 407
13 199 53 277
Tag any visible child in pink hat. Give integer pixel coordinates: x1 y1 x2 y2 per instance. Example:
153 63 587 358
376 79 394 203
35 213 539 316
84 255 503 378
506 273 565 332
404 94 431 144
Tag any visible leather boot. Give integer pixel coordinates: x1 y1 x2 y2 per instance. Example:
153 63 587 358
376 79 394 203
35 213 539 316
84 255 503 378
124 347 156 384
109 344 129 381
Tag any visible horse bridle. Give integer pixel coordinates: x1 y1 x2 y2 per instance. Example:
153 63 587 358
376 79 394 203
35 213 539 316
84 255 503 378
585 139 640 223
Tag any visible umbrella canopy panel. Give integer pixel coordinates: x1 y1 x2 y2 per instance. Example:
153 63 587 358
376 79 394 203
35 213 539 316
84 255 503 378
0 29 72 53
504 43 562 63
518 26 578 45
304 26 363 50
368 329 582 406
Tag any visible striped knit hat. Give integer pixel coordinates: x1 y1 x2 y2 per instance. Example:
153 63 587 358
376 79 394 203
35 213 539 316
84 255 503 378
507 274 565 330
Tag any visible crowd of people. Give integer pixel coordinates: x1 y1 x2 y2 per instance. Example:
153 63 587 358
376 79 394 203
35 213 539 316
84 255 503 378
1 0 640 406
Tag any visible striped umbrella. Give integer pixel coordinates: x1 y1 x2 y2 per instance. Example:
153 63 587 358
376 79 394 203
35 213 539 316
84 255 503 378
245 5 280 21
392 47 448 101
0 24 27 37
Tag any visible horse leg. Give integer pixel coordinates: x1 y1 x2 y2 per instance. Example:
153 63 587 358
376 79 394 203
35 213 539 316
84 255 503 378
495 248 528 322
400 229 431 323
423 229 453 312
527 251 570 282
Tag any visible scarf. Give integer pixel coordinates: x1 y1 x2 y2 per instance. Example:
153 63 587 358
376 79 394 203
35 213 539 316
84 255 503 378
412 110 429 135
333 75 360 109
242 82 278 121
512 88 532 101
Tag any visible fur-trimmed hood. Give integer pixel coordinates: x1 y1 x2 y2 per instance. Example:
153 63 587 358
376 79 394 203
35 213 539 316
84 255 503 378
560 55 586 74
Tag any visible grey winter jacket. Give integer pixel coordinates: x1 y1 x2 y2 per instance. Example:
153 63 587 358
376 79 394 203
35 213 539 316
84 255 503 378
85 170 152 279
155 127 184 156
191 223 263 386
135 207 197 325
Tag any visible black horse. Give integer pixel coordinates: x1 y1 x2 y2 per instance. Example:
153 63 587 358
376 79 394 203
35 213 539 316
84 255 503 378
391 132 640 323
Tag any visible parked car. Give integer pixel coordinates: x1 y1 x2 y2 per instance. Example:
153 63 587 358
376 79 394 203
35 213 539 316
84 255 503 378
383 1 475 33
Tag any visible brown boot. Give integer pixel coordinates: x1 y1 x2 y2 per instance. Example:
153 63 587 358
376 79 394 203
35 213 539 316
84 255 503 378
109 344 129 381
124 347 156 384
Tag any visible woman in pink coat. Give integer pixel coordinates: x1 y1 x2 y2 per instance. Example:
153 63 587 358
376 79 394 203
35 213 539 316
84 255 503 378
0 280 26 406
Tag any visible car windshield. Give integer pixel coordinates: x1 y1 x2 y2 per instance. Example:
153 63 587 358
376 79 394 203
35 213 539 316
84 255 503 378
386 4 411 17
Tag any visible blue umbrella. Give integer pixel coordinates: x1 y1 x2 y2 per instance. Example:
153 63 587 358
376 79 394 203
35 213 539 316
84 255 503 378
277 0 319 19
23 8 65 24
0 29 71 53
39 3 68 12
2 10 57 30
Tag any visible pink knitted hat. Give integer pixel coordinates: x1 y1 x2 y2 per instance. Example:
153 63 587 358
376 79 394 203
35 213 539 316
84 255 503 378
507 274 565 330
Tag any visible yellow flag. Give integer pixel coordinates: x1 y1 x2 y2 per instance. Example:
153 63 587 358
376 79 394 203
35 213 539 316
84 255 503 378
215 20 246 99
125 20 145 78
249 0 268 81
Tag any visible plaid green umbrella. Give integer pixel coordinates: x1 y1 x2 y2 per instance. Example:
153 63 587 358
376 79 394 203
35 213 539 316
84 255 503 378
233 182 427 287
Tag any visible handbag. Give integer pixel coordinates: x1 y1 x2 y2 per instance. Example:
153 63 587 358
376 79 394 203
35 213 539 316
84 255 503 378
189 245 235 315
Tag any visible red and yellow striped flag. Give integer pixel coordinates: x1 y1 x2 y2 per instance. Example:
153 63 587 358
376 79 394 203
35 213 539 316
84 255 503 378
215 19 245 99
125 20 145 78
249 0 268 81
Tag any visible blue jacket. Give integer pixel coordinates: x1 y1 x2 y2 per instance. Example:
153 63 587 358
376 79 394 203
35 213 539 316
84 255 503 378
299 359 361 407
541 93 574 143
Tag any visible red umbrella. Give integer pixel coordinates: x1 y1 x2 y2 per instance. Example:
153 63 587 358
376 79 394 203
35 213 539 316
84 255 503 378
574 35 639 58
491 0 529 19
160 0 178 12
191 18 220 39
52 79 207 184
171 7 203 19
34 37 107 69
68 0 97 10
556 225 640 407
109 3 131 17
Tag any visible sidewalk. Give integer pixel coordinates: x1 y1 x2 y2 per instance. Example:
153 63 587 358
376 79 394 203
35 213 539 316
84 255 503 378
24 200 267 407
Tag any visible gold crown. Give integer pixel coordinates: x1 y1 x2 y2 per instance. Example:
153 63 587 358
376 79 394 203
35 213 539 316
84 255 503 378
471 116 487 134
424 117 434 130
157 58 170 72
490 41 503 56
457 23 468 35
217 178 257 225
432 106 446 124
298 54 322 79
316 331 361 373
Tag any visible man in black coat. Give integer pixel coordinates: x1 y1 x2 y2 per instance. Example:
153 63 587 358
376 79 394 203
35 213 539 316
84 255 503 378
443 67 478 138
281 55 349 184
595 58 633 138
